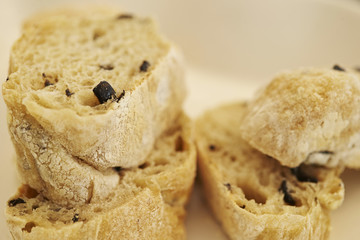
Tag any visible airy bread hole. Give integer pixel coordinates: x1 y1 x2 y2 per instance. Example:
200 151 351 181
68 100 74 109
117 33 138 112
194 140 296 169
94 207 103 213
77 92 99 107
19 185 38 198
139 162 149 169
80 79 96 86
93 29 106 40
154 158 169 166
22 222 36 233
258 172 270 186
175 136 185 152
238 183 267 204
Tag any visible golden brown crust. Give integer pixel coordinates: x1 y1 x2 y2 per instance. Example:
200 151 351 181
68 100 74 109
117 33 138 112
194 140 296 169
196 102 344 240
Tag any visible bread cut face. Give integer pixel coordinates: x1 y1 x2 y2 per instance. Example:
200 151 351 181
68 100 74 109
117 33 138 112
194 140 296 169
196 103 344 240
240 67 360 168
6 113 196 240
2 7 186 170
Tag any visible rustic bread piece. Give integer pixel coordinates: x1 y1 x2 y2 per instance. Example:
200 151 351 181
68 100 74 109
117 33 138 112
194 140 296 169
8 111 193 208
240 66 360 168
2 7 185 171
6 113 196 240
196 102 344 240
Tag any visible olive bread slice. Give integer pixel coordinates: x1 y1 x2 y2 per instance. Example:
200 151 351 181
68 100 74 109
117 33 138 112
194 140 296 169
3 7 186 171
6 112 196 239
196 102 344 240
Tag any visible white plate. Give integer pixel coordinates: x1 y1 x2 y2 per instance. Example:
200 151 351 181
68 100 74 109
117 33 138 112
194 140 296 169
1 0 360 239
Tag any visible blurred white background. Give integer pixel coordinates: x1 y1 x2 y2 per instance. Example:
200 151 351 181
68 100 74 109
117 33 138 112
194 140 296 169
1 0 360 239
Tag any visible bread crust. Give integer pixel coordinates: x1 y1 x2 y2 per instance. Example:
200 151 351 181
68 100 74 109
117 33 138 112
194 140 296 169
240 67 360 168
196 102 344 240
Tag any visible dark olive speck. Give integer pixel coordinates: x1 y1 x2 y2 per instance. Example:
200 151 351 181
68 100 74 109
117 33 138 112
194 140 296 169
93 81 117 104
116 90 125 102
65 89 74 97
317 150 334 155
113 166 123 172
140 60 150 72
333 64 345 72
224 183 232 191
72 213 79 223
44 80 53 87
8 198 26 207
209 145 216 151
279 180 296 206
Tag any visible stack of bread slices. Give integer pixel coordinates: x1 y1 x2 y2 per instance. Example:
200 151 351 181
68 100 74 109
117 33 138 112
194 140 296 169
3 6 359 240
3 7 196 239
195 66 360 239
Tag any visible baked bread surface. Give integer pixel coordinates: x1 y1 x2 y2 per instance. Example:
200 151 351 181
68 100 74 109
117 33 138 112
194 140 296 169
6 113 196 240
2 7 186 171
240 67 360 168
196 102 344 240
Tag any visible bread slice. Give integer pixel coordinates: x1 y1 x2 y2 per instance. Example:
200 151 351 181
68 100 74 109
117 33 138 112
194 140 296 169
239 66 360 168
196 102 344 240
6 113 196 240
2 7 186 171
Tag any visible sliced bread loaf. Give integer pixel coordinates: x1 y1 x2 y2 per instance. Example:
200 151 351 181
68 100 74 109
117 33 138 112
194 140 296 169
2 7 185 171
6 113 196 239
196 102 344 240
239 66 360 168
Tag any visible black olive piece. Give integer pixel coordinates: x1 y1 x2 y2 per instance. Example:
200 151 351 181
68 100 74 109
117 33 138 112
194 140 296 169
72 213 79 223
317 150 334 155
333 64 345 72
117 13 134 19
8 198 26 207
140 60 150 72
116 90 125 102
6 76 9 81
224 183 232 191
44 80 53 87
65 89 74 97
290 167 318 183
279 180 296 206
93 81 117 104
209 145 216 151
113 166 123 172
